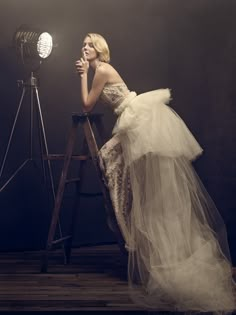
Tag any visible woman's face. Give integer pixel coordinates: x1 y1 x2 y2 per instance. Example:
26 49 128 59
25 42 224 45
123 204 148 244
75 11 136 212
82 36 98 61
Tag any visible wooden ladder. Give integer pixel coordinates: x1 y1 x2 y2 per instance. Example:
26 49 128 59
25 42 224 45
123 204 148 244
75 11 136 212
41 112 127 272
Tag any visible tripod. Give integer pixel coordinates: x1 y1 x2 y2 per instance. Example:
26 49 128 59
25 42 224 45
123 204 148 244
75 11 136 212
0 71 55 194
0 71 67 261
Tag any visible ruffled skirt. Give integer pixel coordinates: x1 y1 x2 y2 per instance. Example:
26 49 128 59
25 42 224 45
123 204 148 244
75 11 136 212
98 89 235 313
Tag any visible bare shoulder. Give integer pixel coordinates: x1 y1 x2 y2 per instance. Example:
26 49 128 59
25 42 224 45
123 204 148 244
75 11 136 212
96 62 115 74
97 62 123 83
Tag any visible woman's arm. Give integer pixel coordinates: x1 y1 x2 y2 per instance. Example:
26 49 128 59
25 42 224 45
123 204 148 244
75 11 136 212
80 67 108 112
76 56 108 112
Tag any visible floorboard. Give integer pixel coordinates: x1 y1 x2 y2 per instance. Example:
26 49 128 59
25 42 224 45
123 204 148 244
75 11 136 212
0 244 147 312
0 244 235 314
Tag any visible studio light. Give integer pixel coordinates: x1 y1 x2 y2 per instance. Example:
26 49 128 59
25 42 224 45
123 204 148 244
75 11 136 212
13 25 53 63
0 25 55 195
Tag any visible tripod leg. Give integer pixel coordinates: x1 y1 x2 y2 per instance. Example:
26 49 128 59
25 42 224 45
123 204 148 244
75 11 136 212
0 87 30 192
34 88 65 252
35 89 65 250
30 85 34 160
35 93 47 183
0 87 26 179
34 88 55 199
34 88 73 272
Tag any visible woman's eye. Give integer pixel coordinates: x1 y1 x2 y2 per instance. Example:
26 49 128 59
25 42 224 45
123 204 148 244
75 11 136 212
82 42 94 49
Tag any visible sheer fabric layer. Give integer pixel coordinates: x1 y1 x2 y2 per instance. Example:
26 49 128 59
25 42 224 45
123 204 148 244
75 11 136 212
98 88 235 313
127 154 235 312
113 89 203 162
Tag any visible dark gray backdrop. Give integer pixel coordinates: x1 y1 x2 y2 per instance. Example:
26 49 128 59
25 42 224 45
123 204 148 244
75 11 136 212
0 0 236 263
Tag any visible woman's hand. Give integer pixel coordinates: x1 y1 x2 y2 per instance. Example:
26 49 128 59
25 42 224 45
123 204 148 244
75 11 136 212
75 53 89 77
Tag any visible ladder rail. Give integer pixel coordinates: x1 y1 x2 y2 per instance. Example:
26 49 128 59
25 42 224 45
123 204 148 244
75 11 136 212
41 113 126 273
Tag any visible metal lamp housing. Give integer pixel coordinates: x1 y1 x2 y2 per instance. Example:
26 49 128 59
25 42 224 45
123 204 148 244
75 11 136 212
14 25 53 61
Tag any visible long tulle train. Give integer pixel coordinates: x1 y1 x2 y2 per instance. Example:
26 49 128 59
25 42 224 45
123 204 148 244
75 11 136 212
98 88 235 313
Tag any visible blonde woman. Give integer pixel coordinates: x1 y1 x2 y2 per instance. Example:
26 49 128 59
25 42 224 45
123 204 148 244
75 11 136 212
75 33 235 313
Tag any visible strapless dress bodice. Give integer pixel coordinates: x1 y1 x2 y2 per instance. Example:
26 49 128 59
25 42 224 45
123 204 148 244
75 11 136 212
100 82 131 110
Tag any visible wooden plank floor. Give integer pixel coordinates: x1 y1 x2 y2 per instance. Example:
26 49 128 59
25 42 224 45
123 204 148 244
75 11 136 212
0 244 150 313
0 244 235 314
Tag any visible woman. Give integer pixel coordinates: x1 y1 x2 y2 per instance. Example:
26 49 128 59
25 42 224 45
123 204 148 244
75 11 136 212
75 33 235 313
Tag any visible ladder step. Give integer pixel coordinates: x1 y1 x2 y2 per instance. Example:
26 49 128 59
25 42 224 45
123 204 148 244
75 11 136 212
43 154 90 161
42 113 115 273
52 235 72 245
79 192 103 197
65 177 80 184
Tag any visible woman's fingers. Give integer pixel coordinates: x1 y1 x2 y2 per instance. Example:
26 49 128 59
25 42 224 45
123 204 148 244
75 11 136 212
75 60 84 75
75 57 89 76
83 51 87 61
75 60 81 67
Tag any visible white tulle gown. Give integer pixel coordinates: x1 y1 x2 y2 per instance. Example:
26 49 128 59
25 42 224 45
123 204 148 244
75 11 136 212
98 83 235 313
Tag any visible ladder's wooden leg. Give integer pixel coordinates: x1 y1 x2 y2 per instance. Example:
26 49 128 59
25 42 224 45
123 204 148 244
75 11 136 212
83 117 99 166
94 116 108 145
64 138 88 264
83 117 127 257
41 113 127 271
41 121 78 273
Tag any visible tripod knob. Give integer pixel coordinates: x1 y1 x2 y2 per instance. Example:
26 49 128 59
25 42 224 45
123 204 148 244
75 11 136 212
29 75 38 87
17 80 23 88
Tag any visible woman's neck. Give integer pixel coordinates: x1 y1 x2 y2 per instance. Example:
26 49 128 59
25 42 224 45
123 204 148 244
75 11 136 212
90 58 101 71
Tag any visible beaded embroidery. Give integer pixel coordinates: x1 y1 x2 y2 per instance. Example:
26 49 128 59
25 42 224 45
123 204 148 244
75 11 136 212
100 83 130 110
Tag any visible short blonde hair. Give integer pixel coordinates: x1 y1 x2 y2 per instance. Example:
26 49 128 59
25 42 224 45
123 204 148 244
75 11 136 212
86 33 110 63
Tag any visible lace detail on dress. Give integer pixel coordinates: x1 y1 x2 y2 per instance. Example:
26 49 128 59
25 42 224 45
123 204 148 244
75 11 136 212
100 82 130 110
98 134 132 246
